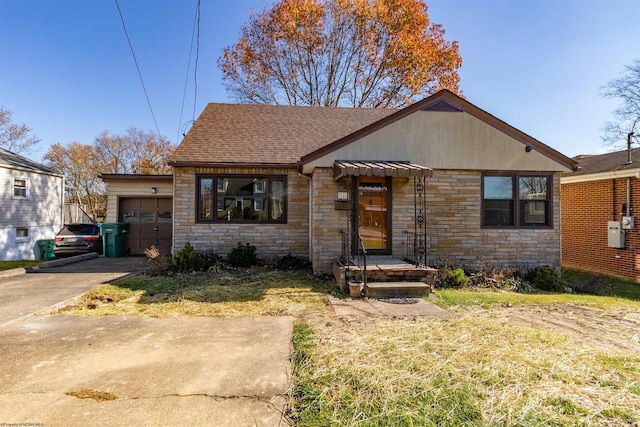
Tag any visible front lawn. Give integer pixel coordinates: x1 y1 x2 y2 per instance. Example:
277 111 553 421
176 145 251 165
60 265 640 426
61 268 336 317
434 288 640 310
0 260 42 271
292 307 640 426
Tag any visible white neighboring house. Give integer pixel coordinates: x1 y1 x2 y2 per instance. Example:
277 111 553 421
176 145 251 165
0 147 64 260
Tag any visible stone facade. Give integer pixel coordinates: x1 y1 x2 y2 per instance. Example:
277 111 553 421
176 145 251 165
310 168 563 274
425 170 562 271
173 166 309 260
562 178 640 281
175 165 563 274
310 168 350 273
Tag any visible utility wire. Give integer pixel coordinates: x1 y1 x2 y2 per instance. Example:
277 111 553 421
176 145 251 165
192 0 201 121
114 0 161 136
177 0 200 144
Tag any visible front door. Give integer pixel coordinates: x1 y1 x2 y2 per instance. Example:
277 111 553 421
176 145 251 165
356 176 391 254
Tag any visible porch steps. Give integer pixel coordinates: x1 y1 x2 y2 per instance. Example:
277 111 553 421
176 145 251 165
333 257 436 298
365 281 430 298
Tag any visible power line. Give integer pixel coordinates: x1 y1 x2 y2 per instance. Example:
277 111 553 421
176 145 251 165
114 0 161 136
192 0 201 121
177 0 200 144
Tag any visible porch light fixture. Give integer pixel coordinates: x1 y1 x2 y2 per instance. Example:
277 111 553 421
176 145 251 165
151 187 157 194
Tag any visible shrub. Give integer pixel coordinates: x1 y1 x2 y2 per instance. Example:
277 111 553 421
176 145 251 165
447 268 469 287
200 249 223 268
174 242 206 273
524 266 562 292
436 266 469 288
227 242 258 268
276 253 310 270
143 245 175 276
562 269 609 295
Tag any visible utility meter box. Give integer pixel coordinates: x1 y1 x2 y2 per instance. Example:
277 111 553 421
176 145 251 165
608 221 625 248
622 216 635 230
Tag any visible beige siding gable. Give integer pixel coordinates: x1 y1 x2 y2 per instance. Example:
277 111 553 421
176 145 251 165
303 111 571 173
105 181 173 222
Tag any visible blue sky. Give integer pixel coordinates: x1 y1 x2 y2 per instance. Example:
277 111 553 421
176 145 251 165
1 0 639 163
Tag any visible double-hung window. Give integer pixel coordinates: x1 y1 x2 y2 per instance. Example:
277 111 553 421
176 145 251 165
482 173 551 228
13 177 28 198
197 175 287 223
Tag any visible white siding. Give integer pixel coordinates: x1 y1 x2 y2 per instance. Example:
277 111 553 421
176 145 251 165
0 166 64 260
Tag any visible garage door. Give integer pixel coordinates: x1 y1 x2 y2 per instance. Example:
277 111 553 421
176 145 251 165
119 198 172 255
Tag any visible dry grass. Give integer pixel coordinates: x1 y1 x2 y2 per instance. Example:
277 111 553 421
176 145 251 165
65 389 118 402
293 308 640 426
58 267 640 425
60 269 335 318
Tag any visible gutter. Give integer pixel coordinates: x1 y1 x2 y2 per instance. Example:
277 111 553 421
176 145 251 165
168 161 298 169
561 169 640 184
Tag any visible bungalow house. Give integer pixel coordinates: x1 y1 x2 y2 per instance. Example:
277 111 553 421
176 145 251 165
561 147 640 281
0 147 65 260
168 90 578 277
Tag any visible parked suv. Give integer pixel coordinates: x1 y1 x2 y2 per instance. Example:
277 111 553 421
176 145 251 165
53 223 103 257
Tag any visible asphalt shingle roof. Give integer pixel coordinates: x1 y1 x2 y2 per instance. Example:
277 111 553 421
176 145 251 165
170 103 396 166
569 147 640 176
0 147 58 174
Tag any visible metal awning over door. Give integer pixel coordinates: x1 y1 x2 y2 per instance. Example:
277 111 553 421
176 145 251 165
333 160 432 180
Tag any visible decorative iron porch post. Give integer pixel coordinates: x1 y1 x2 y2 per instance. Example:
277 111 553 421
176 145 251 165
414 176 427 267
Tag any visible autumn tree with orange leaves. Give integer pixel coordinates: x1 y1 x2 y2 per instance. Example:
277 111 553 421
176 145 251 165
219 0 462 108
44 128 174 220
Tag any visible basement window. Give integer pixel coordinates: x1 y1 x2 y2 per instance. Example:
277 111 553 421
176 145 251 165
16 227 29 242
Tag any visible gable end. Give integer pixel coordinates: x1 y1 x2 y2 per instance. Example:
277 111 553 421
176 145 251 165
421 100 462 112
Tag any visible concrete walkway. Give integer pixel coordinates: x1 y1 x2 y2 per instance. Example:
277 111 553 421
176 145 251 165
328 296 449 317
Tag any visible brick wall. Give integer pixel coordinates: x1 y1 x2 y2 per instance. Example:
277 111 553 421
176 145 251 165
562 177 640 280
173 166 309 260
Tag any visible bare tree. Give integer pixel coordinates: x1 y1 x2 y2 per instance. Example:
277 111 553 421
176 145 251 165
95 128 175 174
0 106 40 154
602 59 640 148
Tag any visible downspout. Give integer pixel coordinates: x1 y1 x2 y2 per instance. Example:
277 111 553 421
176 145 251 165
627 178 632 217
627 132 635 217
60 176 65 228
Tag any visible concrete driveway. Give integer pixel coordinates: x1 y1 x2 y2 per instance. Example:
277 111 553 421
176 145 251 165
0 257 294 426
0 256 148 326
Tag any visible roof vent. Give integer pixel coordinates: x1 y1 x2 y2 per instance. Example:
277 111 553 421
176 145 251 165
422 100 462 112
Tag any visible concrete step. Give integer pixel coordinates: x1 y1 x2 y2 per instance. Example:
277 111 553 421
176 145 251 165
365 281 430 298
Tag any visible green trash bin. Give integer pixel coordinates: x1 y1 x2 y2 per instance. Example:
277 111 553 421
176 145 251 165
37 239 55 260
100 222 130 257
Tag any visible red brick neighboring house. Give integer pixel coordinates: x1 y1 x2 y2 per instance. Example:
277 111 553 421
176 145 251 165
562 147 640 280
169 90 578 275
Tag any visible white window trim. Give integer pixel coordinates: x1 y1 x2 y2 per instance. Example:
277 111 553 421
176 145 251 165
13 176 30 200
